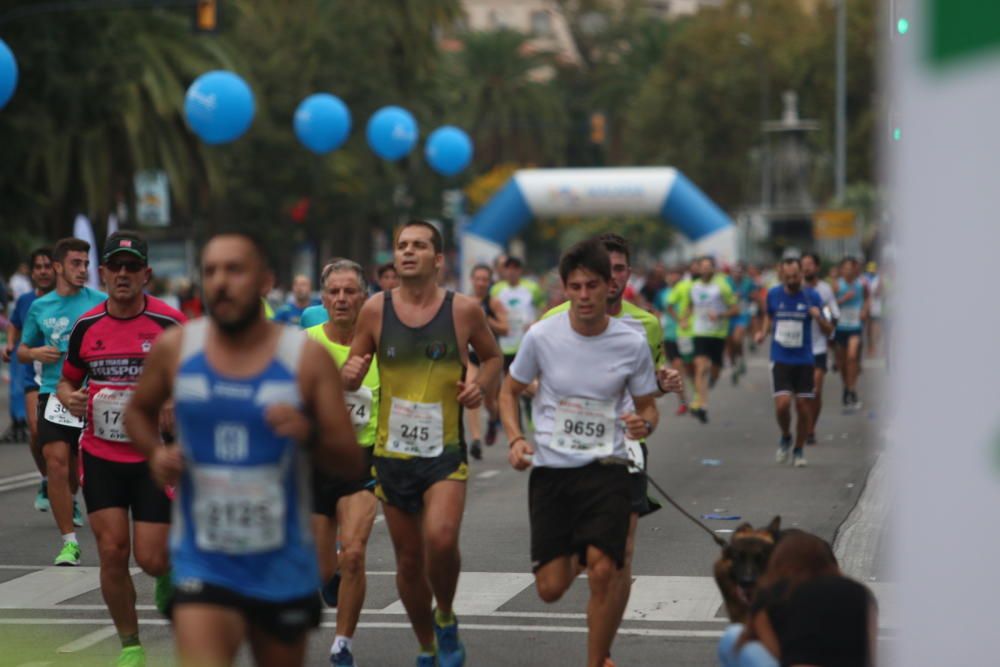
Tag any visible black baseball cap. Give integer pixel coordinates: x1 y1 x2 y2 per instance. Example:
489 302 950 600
103 231 148 264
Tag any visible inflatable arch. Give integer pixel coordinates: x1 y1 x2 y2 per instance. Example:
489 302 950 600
459 167 736 286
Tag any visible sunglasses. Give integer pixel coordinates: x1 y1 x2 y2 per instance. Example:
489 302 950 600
105 259 146 273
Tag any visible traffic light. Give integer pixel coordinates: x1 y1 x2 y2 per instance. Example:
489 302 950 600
589 112 606 145
194 0 219 34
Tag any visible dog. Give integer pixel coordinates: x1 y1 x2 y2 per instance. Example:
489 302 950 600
713 516 781 622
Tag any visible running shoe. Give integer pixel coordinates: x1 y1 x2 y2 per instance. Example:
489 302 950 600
469 439 483 461
72 500 84 527
155 572 174 617
675 403 688 416
321 572 342 608
54 541 81 566
433 611 466 667
34 480 50 512
484 419 499 446
331 646 357 667
0 425 20 443
691 408 708 424
416 653 437 667
116 645 145 667
775 436 792 464
793 450 808 468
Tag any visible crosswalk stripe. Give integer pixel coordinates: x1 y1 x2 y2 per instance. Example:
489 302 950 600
56 626 118 653
0 567 141 608
626 576 723 621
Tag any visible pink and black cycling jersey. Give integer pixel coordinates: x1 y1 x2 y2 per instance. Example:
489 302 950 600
63 296 185 463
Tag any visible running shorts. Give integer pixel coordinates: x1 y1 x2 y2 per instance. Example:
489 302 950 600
770 362 816 398
373 449 468 514
529 461 631 571
814 352 828 372
663 340 681 362
693 337 726 367
37 393 83 448
312 447 376 516
833 330 861 348
81 449 171 522
172 580 320 644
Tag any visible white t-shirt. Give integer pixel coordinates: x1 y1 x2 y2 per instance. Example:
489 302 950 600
509 311 658 469
810 281 839 355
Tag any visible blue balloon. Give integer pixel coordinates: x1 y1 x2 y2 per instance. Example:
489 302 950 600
425 126 473 176
366 106 418 161
0 39 18 110
294 93 351 154
184 70 255 145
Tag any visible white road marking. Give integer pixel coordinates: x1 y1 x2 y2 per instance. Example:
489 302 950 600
56 625 118 653
626 576 723 621
475 470 500 480
0 472 40 484
0 567 141 608
381 572 535 615
0 479 41 494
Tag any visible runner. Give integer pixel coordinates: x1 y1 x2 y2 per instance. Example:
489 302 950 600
342 220 502 667
305 259 382 667
3 247 55 510
834 257 868 411
687 256 739 424
755 258 832 468
465 263 508 460
376 262 400 293
726 262 755 385
17 237 106 564
654 265 690 414
802 253 840 444
274 274 320 326
864 261 882 358
123 231 364 667
500 238 660 667
56 232 184 666
665 259 700 414
747 264 765 351
490 256 545 371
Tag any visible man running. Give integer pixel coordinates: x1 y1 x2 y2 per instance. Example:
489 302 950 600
655 265 689 414
490 256 544 371
755 258 832 468
124 232 364 667
666 259 700 410
56 232 183 666
18 238 106 564
687 256 738 423
802 253 840 444
274 274 320 326
4 247 55 510
466 263 508 459
500 239 660 667
305 259 382 667
343 220 502 667
834 257 868 411
726 263 755 385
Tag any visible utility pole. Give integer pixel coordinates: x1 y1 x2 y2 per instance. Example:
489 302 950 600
835 0 847 202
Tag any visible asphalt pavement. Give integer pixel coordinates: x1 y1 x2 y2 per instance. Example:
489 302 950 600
0 347 889 666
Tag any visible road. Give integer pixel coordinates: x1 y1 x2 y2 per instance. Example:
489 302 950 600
0 350 890 666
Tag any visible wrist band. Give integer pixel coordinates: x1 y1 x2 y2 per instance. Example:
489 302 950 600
509 435 526 448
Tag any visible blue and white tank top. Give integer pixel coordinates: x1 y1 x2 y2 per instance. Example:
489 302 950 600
170 319 318 601
836 278 864 332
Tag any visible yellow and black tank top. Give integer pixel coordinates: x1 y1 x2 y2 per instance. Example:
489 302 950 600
375 290 465 459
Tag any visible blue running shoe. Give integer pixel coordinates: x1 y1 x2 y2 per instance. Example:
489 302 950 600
320 572 341 608
415 652 436 667
34 480 50 512
330 645 356 667
433 612 465 667
72 500 84 527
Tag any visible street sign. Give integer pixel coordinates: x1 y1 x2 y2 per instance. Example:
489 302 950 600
812 209 856 240
134 170 171 227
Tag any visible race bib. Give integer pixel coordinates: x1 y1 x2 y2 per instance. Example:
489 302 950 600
775 319 804 348
193 465 286 554
92 388 133 442
551 397 616 458
386 399 444 457
839 306 861 328
500 311 527 350
678 337 694 356
345 387 373 431
694 308 715 334
44 395 84 428
625 438 645 474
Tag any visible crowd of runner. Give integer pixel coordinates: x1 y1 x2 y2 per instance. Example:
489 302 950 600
0 225 885 667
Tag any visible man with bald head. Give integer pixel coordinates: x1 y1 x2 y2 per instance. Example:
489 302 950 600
275 274 320 326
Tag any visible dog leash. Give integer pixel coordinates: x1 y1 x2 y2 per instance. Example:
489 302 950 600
601 456 728 548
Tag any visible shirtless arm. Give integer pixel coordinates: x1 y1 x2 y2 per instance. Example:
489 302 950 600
459 295 502 407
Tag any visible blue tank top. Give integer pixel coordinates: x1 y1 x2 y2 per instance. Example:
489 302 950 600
170 320 318 601
835 278 864 332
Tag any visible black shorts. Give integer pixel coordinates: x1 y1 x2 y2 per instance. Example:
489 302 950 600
663 340 681 362
172 580 320 644
312 448 376 516
373 449 468 514
81 449 171 522
529 461 631 571
814 352 828 372
693 337 726 366
37 393 83 448
834 330 861 348
770 362 816 398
